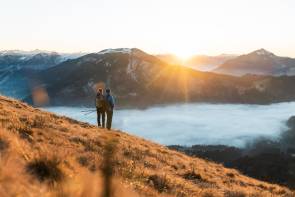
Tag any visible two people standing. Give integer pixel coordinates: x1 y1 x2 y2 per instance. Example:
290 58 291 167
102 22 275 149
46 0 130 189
95 88 115 130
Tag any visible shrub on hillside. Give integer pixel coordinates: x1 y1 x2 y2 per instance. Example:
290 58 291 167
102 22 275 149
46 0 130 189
224 190 247 197
0 137 9 152
26 157 64 183
201 190 222 197
18 125 34 142
183 169 203 181
148 174 170 193
32 115 46 128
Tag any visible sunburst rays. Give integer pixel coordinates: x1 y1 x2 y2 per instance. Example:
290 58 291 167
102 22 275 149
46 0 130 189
146 64 192 103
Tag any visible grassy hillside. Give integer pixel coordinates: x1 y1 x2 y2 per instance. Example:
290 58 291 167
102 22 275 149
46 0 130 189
0 95 294 197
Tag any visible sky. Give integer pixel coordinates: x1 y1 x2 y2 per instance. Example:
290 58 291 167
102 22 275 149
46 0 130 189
1 0 295 58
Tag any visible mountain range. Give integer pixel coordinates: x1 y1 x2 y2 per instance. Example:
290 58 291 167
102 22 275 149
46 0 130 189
1 48 295 107
0 50 84 99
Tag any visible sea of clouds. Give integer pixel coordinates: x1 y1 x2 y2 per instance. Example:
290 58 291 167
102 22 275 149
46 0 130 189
46 102 295 147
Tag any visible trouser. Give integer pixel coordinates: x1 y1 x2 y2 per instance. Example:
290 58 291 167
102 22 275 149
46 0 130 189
106 110 113 130
96 107 105 127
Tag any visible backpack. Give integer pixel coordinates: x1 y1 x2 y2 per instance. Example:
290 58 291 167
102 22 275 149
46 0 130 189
96 94 105 108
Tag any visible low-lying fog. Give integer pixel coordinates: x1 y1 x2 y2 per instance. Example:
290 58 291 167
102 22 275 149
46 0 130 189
46 102 295 147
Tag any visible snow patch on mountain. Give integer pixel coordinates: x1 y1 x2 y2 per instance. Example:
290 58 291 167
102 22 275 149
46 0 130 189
105 62 111 67
254 49 274 57
98 48 132 55
126 58 138 81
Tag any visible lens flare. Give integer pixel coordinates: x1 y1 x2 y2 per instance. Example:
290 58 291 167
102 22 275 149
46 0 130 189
32 87 49 106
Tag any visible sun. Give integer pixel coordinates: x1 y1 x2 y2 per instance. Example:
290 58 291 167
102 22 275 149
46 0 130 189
173 50 195 62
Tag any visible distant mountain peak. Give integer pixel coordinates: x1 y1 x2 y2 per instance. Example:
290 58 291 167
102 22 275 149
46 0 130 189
252 48 275 57
97 48 145 55
97 48 148 56
0 49 56 56
214 48 295 76
98 48 131 54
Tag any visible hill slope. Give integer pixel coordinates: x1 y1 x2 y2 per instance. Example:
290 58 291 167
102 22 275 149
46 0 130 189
0 95 293 196
214 49 295 76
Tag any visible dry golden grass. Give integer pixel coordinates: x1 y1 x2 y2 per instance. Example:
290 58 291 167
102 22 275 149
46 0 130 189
0 95 294 197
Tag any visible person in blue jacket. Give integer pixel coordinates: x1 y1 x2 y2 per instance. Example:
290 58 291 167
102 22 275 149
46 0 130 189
105 88 115 130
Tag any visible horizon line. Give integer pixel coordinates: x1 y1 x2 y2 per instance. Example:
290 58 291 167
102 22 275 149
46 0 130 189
1 47 294 59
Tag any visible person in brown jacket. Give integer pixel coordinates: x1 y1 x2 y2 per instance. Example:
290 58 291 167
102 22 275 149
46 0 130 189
95 88 106 127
